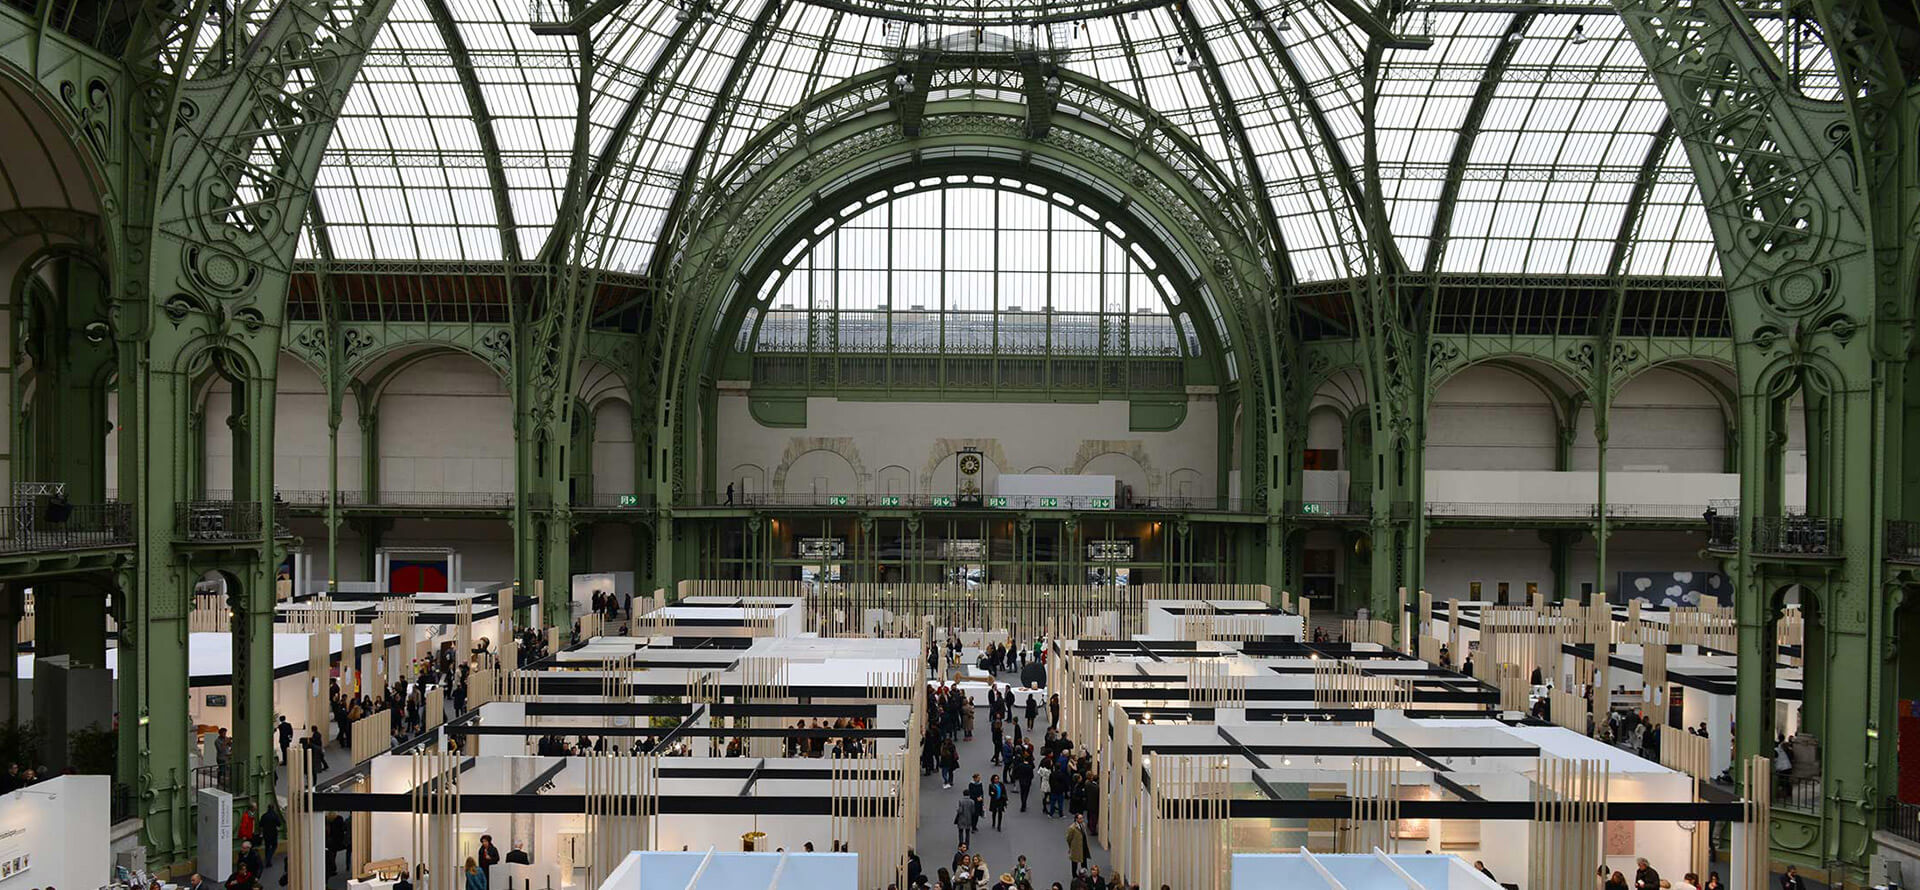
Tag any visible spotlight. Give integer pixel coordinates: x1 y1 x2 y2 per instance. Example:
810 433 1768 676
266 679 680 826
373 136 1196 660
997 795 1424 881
1276 10 1292 31
1570 21 1588 44
1173 48 1188 69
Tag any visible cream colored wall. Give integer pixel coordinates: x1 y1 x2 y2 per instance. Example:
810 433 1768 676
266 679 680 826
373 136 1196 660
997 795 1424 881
376 353 513 495
203 353 364 494
714 392 1220 500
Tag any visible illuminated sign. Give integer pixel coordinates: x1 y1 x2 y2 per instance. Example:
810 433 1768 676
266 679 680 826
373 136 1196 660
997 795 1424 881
930 495 955 508
987 496 1009 508
1089 497 1114 510
1086 540 1136 561
1301 502 1325 514
826 495 850 506
880 495 902 507
798 537 846 559
617 494 640 507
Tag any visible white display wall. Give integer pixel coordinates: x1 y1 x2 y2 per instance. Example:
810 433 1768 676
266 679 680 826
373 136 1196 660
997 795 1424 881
0 775 109 890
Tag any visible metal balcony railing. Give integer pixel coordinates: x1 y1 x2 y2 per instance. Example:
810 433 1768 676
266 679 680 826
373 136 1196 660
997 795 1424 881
176 501 263 541
1780 775 1822 811
1705 513 1740 549
1885 798 1920 844
1887 520 1920 563
0 502 133 553
273 490 517 509
1752 516 1840 556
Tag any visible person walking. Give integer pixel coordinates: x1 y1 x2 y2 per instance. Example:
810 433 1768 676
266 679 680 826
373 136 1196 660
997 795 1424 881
277 717 293 765
257 804 283 865
964 774 984 830
954 797 975 845
988 775 1007 830
1013 755 1034 812
1024 694 1038 731
940 740 960 788
1033 760 1052 816
1064 814 1090 878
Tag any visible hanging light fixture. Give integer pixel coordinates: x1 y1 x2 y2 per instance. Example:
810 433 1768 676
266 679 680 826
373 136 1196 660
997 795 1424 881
1570 19 1588 44
1046 74 1062 96
1173 46 1189 69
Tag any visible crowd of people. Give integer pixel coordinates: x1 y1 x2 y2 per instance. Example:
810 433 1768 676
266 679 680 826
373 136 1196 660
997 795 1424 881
908 637 1141 890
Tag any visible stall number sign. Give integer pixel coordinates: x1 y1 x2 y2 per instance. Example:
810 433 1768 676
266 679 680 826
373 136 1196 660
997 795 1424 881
930 495 955 507
880 495 903 507
826 495 850 506
1087 540 1136 561
798 537 846 559
617 494 640 507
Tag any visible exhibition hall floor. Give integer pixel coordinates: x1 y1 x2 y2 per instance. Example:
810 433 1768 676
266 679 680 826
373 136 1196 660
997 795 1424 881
912 717 1114 890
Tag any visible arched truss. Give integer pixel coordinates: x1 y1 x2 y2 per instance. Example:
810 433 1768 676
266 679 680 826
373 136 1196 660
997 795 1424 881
632 69 1296 503
728 175 1222 369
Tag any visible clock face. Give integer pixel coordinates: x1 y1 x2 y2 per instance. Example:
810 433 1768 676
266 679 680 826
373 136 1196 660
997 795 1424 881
960 454 981 475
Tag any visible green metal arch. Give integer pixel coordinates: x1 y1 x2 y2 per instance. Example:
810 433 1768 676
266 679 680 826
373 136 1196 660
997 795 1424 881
655 108 1285 506
343 339 514 391
674 126 1267 407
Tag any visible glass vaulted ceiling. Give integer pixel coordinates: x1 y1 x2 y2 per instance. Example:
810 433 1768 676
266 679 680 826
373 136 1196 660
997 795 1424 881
304 0 1840 279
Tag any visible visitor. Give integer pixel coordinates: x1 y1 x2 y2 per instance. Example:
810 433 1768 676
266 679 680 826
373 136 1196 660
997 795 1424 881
1779 865 1805 889
476 835 500 887
463 857 486 890
954 796 975 845
257 804 282 865
505 842 530 865
1473 860 1496 883
1702 873 1723 890
1634 859 1661 890
940 739 959 788
987 774 1007 830
277 717 293 765
1679 873 1701 890
1605 871 1629 890
1024 694 1038 731
1065 814 1090 878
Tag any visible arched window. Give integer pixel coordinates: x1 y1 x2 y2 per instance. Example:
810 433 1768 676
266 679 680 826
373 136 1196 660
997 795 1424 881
750 185 1190 358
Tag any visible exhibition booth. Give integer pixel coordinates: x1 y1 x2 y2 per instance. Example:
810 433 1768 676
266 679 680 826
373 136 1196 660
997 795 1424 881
1229 851 1504 890
0 775 110 890
1109 713 1748 890
1141 598 1305 641
597 850 857 890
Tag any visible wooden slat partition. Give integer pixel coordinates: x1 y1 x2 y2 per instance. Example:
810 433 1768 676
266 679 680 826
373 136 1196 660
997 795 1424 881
1148 755 1229 890
1527 755 1607 890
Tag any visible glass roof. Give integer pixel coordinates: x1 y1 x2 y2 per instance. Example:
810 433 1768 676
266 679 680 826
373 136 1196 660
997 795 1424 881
305 0 1729 279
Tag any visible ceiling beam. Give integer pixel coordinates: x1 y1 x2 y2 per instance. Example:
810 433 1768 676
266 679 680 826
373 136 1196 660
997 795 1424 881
1422 11 1531 273
423 0 522 264
644 0 787 281
1605 114 1676 279
537 6 709 263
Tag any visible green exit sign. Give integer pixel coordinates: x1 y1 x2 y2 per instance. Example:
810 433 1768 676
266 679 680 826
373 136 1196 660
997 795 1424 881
930 496 954 507
827 495 850 506
880 495 903 507
1089 497 1113 510
1301 502 1324 514
987 496 1009 508
1038 497 1059 508
617 494 639 507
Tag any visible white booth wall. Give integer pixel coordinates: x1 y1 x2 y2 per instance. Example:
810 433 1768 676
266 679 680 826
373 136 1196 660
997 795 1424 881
0 775 110 890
